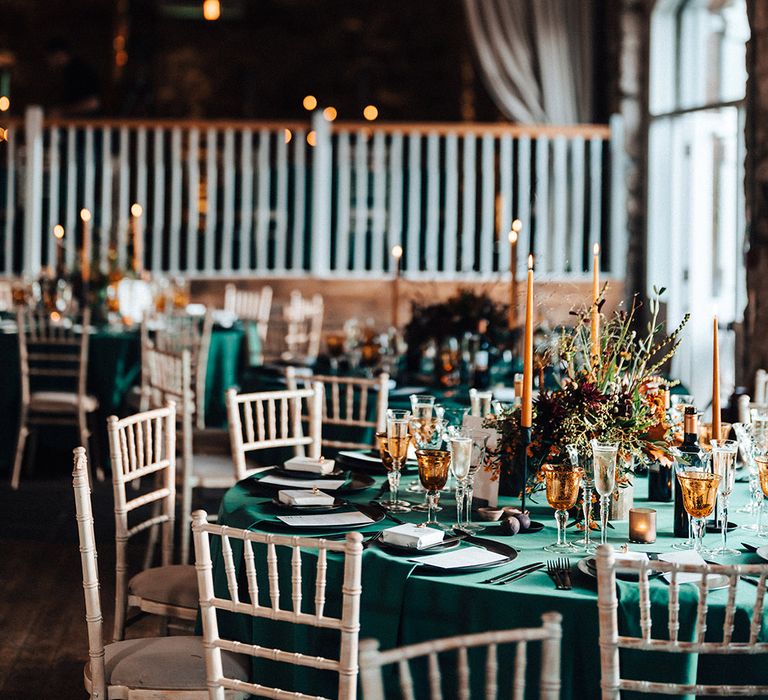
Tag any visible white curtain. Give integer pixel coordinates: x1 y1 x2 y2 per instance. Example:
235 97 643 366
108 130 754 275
464 0 594 124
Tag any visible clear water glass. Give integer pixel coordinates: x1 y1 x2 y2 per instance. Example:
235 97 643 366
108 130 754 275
449 436 473 528
459 428 491 532
469 389 493 417
707 439 739 556
567 444 594 553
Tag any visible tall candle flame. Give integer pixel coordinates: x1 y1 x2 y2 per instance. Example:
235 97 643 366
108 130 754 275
508 230 518 244
391 245 403 259
131 203 143 217
80 208 91 223
528 254 534 270
593 242 600 256
53 224 64 240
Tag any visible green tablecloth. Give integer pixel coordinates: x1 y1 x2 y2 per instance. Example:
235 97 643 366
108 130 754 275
0 325 243 473
213 472 768 699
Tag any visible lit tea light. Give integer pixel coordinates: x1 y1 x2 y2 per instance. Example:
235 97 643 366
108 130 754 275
629 508 656 544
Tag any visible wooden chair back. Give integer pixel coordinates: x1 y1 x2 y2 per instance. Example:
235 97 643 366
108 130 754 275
71 446 108 700
0 279 13 311
358 612 562 700
283 291 324 361
107 404 177 628
595 543 768 697
226 385 323 480
191 510 363 700
224 283 272 327
285 367 389 450
16 306 91 407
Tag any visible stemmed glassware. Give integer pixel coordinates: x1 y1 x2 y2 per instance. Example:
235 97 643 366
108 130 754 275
440 406 470 439
591 440 618 547
448 436 473 529
707 439 739 556
567 444 594 553
410 416 446 511
542 464 584 553
469 389 493 417
675 455 719 553
406 395 437 494
384 409 412 512
754 456 768 537
459 428 491 533
415 449 452 528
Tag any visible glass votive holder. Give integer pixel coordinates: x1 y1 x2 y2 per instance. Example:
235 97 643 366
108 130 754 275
629 507 657 544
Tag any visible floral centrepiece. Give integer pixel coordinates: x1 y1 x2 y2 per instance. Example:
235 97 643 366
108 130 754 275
484 287 688 502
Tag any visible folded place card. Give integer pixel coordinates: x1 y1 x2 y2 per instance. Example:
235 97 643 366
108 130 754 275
658 550 709 585
381 523 444 549
284 456 336 475
259 475 347 490
411 546 507 569
278 489 335 506
275 512 374 527
462 415 500 507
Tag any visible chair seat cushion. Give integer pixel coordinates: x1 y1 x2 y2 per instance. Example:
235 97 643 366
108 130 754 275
30 390 98 413
129 564 198 610
86 635 249 690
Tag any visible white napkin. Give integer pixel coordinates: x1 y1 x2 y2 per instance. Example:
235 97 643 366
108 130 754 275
412 546 506 569
278 489 335 506
259 475 346 490
276 512 374 527
284 456 336 475
381 523 444 549
658 550 709 585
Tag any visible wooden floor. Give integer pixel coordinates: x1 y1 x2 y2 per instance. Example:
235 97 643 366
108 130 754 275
0 473 215 699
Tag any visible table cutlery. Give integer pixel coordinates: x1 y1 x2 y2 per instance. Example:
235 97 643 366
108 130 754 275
362 531 384 549
496 563 545 585
482 561 542 585
547 559 572 590
368 501 406 526
558 557 573 589
742 542 759 553
418 533 467 551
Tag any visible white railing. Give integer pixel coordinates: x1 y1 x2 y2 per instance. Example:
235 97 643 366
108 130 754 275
0 107 626 280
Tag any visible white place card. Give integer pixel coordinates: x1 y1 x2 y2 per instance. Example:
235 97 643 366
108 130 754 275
276 512 374 527
462 415 500 507
411 546 506 569
259 475 347 490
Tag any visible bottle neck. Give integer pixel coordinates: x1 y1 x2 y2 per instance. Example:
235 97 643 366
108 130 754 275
683 413 698 442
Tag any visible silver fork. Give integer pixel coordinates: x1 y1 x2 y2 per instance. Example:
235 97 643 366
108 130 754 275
557 557 572 590
547 560 563 589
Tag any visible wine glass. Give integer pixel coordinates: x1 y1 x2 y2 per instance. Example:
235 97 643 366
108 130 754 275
591 440 618 547
409 394 436 420
459 428 491 533
410 417 446 511
469 388 493 417
567 444 594 553
416 449 452 528
440 406 470 439
448 436 473 529
384 409 412 512
542 464 584 553
707 439 739 556
675 456 719 553
754 456 768 537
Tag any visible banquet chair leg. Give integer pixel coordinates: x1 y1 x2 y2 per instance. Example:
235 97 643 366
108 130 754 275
10 424 29 490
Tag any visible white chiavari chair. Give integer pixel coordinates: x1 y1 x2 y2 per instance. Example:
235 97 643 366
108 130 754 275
107 402 199 642
192 509 363 700
12 306 100 490
224 282 272 338
280 291 324 363
226 384 323 481
285 367 389 451
358 612 562 700
596 543 768 698
72 447 249 699
0 278 13 311
755 369 768 405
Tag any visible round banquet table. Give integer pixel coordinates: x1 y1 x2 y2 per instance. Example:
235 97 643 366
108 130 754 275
212 470 768 699
0 324 243 474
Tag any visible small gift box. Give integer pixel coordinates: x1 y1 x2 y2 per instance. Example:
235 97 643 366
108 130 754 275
284 456 335 475
381 523 444 549
278 489 335 506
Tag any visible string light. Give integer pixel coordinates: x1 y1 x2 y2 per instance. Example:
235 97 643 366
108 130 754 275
0 96 9 112
363 104 378 121
284 128 292 144
307 130 316 147
303 95 317 111
323 106 337 122
203 0 220 21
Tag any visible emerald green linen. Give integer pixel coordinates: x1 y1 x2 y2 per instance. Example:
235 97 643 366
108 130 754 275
214 471 768 699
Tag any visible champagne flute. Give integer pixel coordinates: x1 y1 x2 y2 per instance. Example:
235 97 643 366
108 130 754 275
567 444 594 553
384 409 412 512
409 394 436 420
707 439 739 556
675 456 719 553
416 449 452 528
543 464 584 553
449 436 473 529
591 440 618 547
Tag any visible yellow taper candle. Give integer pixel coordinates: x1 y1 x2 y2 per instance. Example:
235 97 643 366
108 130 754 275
391 244 403 329
522 254 534 428
53 224 65 272
131 203 144 275
591 242 600 359
80 209 91 283
712 315 721 440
